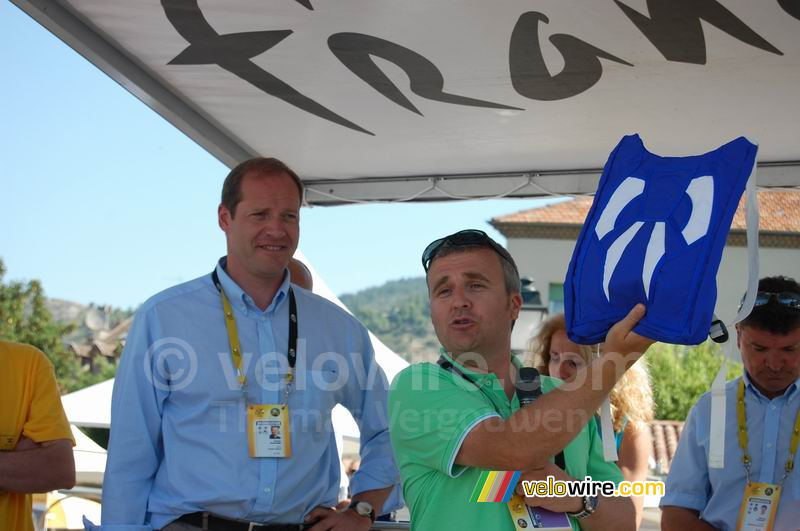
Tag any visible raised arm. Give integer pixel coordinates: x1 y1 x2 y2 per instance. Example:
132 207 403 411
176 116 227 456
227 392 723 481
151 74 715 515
456 305 654 471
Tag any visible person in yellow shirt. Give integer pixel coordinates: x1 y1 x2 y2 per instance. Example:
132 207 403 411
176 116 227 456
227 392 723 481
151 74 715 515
0 340 76 531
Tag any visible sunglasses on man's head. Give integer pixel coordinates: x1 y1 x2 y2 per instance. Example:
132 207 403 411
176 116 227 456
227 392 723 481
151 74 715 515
739 291 800 311
754 291 800 309
421 229 518 274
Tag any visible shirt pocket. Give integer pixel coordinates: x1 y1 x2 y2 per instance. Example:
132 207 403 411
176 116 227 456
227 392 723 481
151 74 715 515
288 369 342 436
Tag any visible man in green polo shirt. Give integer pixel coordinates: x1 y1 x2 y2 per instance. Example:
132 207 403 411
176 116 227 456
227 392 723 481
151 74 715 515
389 229 654 530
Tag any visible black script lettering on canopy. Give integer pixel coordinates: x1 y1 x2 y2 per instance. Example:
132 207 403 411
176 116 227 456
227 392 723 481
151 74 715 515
12 0 800 203
163 0 374 135
509 11 633 102
329 33 523 116
614 0 782 64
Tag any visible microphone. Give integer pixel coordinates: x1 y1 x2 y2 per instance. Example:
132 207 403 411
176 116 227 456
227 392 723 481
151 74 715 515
517 367 542 406
517 367 566 470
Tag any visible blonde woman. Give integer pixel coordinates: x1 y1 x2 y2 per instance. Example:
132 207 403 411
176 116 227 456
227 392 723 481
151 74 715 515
528 313 655 529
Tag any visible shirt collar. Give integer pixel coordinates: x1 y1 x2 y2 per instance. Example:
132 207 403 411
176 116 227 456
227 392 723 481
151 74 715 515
742 371 800 402
438 348 523 382
215 256 290 315
439 348 521 412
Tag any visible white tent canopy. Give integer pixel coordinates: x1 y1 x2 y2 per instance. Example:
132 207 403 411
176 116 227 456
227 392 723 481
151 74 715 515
294 249 408 385
70 424 107 487
61 378 114 429
13 0 800 203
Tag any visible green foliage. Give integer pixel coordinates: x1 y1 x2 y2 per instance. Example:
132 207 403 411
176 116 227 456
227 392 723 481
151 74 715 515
80 426 110 450
647 340 742 421
0 258 117 393
341 277 440 361
71 355 118 390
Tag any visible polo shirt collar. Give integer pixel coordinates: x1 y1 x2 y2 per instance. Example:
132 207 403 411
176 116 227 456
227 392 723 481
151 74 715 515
439 348 522 374
742 371 800 403
215 256 290 315
439 348 522 408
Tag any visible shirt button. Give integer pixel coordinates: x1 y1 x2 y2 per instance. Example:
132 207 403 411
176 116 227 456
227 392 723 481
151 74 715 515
771 405 777 410
767 442 773 448
264 487 271 494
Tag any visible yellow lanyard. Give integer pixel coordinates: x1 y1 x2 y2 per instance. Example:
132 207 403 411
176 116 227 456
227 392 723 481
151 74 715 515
211 270 298 402
219 288 247 388
737 378 800 485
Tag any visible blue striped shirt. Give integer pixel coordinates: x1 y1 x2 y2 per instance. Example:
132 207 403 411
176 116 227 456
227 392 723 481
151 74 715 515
95 259 400 530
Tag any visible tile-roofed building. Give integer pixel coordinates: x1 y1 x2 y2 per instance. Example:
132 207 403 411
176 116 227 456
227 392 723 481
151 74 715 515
730 190 800 234
649 420 685 475
68 341 93 359
68 316 132 373
96 316 132 344
493 196 592 226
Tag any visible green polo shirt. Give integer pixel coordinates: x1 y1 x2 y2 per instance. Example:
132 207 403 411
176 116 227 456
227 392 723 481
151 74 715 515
388 352 623 531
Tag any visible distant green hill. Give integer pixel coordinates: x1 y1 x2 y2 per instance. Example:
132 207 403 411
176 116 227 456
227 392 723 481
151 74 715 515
340 278 440 362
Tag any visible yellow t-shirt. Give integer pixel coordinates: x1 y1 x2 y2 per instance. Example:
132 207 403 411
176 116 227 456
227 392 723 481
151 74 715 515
0 341 75 531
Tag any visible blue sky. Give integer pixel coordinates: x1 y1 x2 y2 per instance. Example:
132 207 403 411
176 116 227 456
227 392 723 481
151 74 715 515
0 3 553 308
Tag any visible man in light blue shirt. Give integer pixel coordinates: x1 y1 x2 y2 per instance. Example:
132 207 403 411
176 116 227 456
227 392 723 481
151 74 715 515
661 276 800 530
94 158 399 530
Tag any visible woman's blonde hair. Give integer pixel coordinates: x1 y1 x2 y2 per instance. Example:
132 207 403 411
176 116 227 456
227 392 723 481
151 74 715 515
526 313 655 432
611 361 655 431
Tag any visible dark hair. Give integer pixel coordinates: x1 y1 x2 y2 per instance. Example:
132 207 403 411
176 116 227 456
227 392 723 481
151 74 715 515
429 242 521 295
740 276 800 335
221 157 303 217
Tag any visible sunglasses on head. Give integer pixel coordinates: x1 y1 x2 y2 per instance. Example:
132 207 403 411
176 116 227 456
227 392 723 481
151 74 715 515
739 291 800 312
421 229 518 274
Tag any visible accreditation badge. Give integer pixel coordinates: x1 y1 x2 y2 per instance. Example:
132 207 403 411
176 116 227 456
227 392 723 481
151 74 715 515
507 494 572 530
736 482 781 531
247 404 291 458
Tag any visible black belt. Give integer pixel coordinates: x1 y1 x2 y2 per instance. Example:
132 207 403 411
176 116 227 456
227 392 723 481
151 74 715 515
176 512 310 531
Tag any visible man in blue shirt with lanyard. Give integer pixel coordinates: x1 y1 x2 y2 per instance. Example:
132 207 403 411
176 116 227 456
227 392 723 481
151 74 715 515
95 158 399 530
662 276 800 530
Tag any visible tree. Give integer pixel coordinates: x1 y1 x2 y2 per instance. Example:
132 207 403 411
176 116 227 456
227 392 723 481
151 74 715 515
647 340 742 420
341 277 439 359
0 258 115 393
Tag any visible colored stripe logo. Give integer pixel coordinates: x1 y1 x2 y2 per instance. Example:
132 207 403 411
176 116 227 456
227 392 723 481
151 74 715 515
469 470 521 502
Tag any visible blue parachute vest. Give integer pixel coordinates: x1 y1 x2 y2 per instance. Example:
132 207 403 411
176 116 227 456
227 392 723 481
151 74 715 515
564 134 757 345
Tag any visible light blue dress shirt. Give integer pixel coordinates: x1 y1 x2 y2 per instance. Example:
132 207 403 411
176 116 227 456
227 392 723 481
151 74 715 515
661 374 800 530
94 259 400 530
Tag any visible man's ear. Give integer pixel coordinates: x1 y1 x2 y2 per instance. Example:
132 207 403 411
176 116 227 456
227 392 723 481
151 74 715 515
218 204 231 232
735 323 743 350
509 292 523 320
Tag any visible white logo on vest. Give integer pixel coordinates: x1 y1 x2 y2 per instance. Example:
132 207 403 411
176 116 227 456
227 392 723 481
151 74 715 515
594 175 714 302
